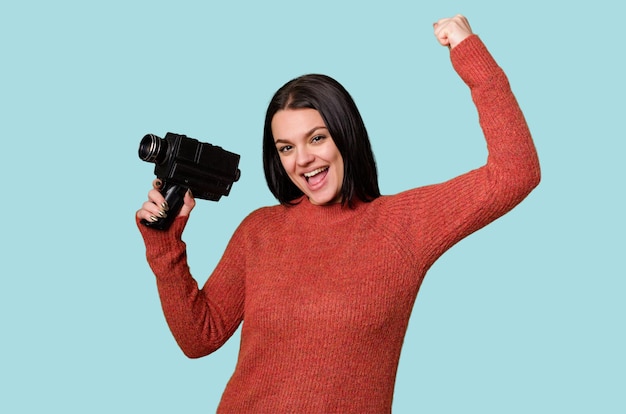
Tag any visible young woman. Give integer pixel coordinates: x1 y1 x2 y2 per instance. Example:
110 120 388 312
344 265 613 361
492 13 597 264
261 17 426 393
137 15 540 413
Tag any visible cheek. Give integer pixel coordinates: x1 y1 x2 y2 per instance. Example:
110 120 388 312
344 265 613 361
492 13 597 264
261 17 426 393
333 151 344 173
278 155 294 174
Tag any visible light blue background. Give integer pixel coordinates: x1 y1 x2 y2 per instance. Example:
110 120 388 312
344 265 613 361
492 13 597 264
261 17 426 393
1 1 623 413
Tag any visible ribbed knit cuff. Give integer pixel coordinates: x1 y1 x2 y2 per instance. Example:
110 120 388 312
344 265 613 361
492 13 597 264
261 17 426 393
136 214 189 257
450 35 502 89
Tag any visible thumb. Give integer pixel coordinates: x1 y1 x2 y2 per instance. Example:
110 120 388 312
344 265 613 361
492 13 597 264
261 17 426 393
433 20 451 48
179 189 196 217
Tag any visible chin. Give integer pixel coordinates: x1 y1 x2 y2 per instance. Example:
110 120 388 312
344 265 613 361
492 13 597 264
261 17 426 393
308 193 341 206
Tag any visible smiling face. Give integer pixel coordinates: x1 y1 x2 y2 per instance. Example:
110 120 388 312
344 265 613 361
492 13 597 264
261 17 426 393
271 108 344 205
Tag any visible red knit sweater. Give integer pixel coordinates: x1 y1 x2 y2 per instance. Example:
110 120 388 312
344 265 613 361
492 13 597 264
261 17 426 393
138 35 540 413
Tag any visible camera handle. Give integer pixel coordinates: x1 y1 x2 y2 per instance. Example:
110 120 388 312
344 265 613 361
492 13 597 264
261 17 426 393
140 180 188 230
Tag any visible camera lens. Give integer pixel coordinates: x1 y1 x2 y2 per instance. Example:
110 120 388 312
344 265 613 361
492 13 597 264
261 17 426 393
139 134 167 164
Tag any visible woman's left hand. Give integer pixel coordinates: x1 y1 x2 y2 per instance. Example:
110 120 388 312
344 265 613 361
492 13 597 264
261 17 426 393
433 14 473 49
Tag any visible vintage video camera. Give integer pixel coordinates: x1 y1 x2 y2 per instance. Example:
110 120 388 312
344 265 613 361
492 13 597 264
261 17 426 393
138 132 241 230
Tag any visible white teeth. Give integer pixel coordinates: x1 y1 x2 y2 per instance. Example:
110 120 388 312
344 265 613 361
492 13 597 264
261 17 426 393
304 167 327 178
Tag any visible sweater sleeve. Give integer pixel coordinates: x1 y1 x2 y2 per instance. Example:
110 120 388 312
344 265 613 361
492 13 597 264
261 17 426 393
137 215 246 358
452 34 541 201
394 35 541 262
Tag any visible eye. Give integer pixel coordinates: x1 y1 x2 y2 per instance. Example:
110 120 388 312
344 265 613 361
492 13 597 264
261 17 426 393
277 144 293 153
311 135 326 143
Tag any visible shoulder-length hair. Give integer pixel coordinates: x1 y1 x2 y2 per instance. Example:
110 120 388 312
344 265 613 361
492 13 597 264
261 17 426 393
262 74 380 206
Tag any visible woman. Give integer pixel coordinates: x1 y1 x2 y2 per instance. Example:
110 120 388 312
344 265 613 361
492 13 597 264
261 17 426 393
137 15 540 413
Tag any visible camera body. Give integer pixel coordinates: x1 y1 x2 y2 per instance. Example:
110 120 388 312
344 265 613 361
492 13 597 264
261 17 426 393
139 132 241 230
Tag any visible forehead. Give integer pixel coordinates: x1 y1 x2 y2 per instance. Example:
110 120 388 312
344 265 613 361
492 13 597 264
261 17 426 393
271 108 327 140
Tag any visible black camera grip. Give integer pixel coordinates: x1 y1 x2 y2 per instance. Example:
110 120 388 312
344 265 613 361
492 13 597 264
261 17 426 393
140 180 189 230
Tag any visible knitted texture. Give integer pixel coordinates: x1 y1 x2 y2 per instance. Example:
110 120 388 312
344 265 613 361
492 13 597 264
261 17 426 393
138 35 540 413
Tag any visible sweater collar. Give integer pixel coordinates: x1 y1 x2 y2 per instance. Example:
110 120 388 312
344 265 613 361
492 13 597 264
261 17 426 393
288 196 366 223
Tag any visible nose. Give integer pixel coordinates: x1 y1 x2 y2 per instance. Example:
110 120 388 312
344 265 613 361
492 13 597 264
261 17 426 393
296 147 314 167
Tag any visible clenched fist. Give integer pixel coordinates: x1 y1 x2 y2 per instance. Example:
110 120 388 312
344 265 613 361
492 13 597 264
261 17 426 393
433 14 473 49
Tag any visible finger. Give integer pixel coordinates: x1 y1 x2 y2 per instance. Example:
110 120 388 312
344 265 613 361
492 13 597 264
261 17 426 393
136 185 169 223
147 188 168 208
136 200 167 223
179 189 196 217
149 179 172 212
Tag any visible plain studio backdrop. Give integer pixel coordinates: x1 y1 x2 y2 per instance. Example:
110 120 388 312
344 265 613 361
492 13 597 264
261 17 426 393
1 1 623 413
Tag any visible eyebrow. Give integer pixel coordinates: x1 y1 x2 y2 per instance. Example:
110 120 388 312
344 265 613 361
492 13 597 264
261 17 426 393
274 126 328 145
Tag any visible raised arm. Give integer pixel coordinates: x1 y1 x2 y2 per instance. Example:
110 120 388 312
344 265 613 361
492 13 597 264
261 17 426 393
392 16 540 261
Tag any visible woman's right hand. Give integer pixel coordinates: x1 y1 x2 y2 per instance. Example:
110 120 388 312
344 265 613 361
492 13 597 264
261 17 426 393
136 179 196 224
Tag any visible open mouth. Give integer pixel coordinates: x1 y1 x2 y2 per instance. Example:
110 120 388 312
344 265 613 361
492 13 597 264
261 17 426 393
304 167 329 185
